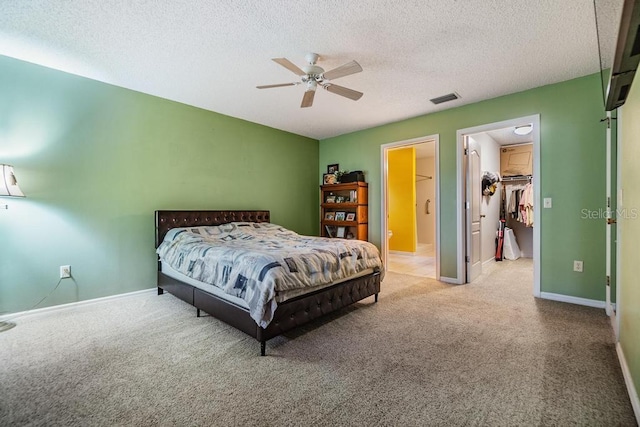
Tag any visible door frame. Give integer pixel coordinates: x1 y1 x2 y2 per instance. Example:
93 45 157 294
381 134 440 279
456 114 541 295
614 110 622 337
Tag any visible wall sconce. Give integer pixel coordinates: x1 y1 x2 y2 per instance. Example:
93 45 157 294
0 164 25 209
1 164 25 197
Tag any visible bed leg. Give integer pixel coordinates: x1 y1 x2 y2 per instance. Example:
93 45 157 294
260 341 266 356
374 293 379 303
197 308 201 318
157 287 164 295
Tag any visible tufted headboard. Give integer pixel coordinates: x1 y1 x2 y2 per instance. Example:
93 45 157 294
155 210 271 247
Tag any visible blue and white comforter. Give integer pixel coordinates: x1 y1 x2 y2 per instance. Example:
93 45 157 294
156 222 383 327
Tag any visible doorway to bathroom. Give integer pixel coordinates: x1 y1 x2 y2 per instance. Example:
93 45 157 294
381 135 440 279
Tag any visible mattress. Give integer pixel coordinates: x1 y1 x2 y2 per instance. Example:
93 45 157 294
156 222 383 327
161 261 374 307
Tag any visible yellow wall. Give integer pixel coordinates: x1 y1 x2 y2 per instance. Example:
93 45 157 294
388 147 416 252
619 76 640 402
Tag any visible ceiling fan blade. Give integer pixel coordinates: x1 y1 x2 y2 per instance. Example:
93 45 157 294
301 90 315 108
324 84 363 101
272 58 306 76
256 83 297 89
322 60 362 80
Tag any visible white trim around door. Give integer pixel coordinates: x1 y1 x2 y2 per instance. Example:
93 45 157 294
456 115 541 296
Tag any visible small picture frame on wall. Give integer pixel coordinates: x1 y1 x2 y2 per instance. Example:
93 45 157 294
346 213 356 221
334 212 346 221
324 212 335 220
327 164 339 174
323 173 337 185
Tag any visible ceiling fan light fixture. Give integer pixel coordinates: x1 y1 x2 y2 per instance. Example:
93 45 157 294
514 124 533 135
258 53 364 108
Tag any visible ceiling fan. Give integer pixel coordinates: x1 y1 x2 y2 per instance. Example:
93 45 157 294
256 53 363 108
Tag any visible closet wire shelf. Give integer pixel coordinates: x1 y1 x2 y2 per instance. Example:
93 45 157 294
501 175 532 183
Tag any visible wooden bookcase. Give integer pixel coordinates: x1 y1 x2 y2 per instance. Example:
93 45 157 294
320 182 368 241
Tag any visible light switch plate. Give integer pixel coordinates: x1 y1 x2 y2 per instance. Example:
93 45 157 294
543 198 552 208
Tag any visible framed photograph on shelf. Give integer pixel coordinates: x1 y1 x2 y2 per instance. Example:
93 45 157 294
345 213 356 221
336 227 346 238
327 164 339 174
334 211 346 221
324 212 335 220
323 173 337 185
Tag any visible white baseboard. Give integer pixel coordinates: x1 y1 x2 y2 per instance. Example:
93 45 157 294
418 243 434 251
439 276 462 285
482 258 495 267
389 250 417 256
617 342 640 424
539 292 606 309
610 310 619 339
0 288 157 321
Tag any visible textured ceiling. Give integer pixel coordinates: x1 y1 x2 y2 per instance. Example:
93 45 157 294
485 127 535 146
0 0 624 140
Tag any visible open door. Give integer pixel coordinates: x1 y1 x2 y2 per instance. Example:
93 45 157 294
606 111 617 321
466 136 482 282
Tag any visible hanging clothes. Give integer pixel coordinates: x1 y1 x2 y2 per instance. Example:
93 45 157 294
503 181 534 227
522 183 534 227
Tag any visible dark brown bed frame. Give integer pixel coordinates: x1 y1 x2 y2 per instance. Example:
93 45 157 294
155 210 381 356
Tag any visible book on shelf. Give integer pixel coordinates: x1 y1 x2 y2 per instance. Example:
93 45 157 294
325 225 336 238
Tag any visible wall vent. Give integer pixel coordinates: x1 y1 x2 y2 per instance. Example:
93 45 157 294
429 92 460 105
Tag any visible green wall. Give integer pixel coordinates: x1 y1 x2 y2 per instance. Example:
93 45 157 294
0 56 318 315
619 75 640 403
320 73 608 300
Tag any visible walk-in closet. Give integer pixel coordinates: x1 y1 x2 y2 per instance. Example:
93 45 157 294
468 123 535 279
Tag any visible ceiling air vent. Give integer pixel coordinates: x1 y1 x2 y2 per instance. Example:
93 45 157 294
430 92 460 105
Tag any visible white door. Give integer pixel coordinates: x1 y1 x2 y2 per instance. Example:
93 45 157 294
466 136 482 282
606 112 616 318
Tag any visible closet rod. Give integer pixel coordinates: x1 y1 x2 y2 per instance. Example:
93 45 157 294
502 175 532 182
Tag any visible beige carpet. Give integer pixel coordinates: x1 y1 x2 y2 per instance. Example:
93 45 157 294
0 259 636 426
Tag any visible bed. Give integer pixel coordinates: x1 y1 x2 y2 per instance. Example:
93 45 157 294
155 210 383 355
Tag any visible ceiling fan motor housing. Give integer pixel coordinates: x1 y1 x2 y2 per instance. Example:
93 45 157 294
303 64 324 77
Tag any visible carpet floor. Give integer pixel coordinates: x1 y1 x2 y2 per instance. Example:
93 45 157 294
0 259 636 426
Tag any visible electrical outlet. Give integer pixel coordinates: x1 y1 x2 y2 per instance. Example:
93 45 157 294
543 198 552 208
60 265 71 279
573 260 583 273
